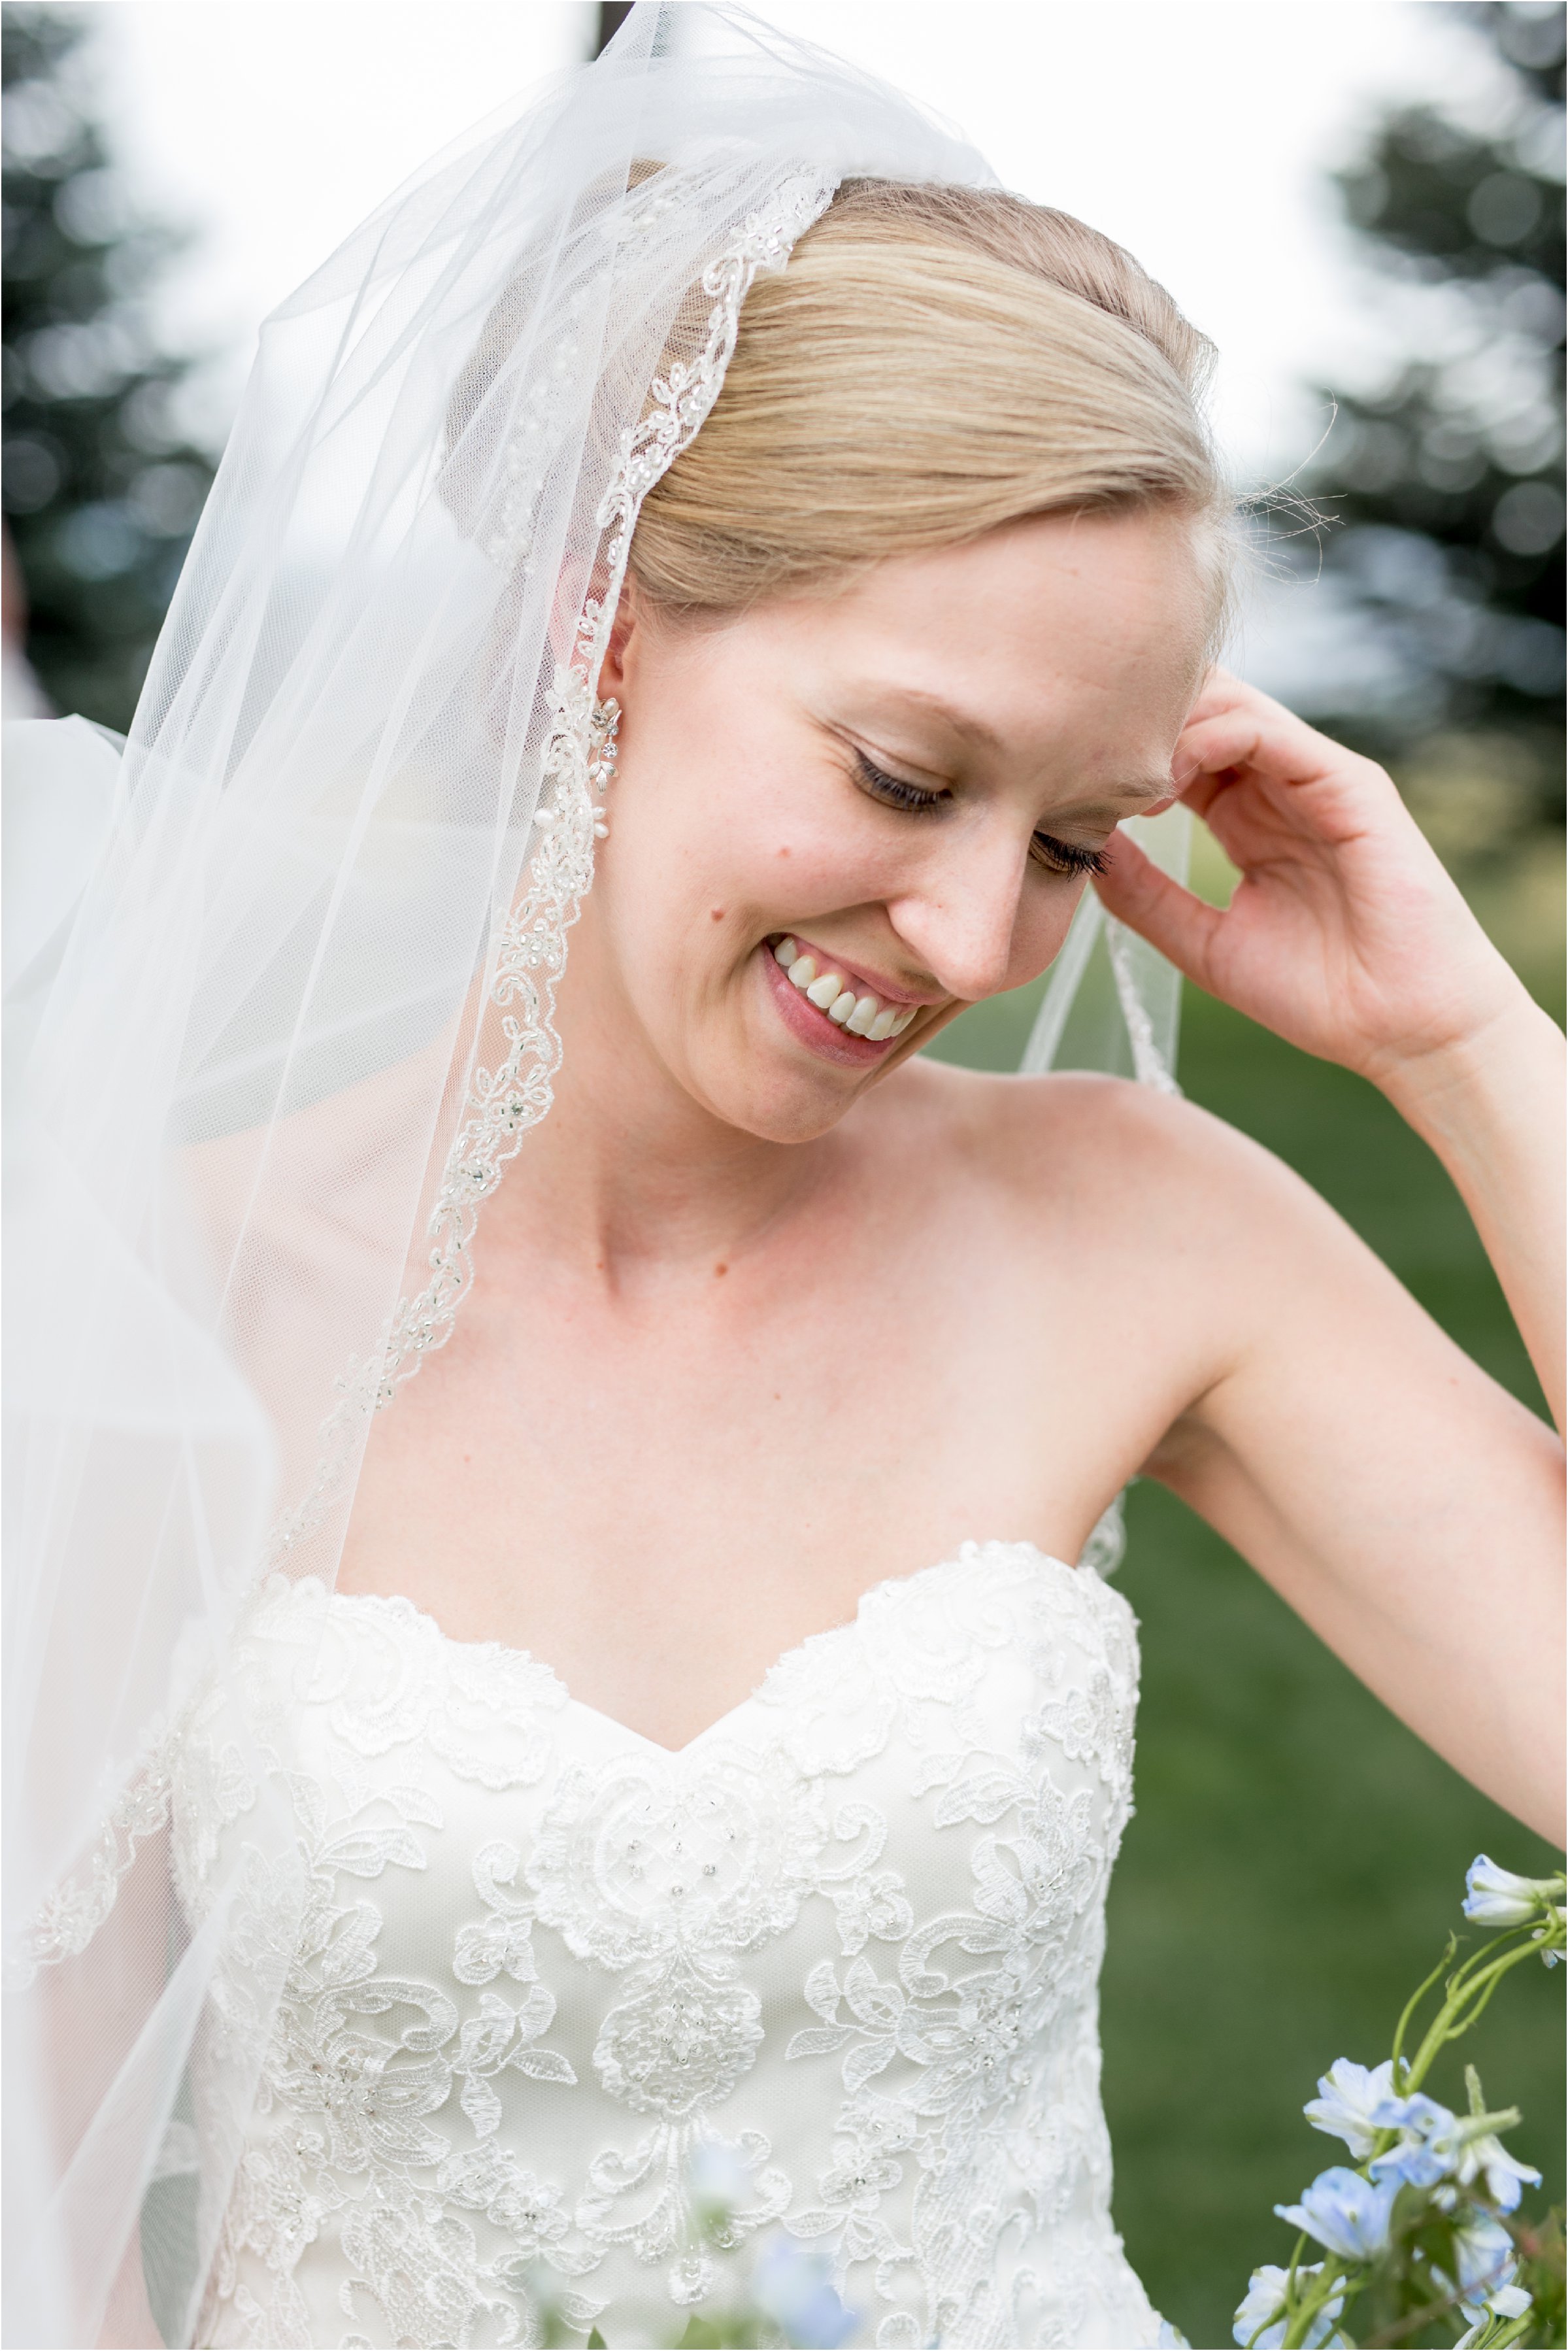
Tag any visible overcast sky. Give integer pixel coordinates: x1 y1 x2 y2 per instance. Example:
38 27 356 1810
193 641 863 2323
77 1 1520 704
88 1 1508 475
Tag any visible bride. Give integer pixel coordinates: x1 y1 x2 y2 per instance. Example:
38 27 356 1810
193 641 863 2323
5 8 1561 2348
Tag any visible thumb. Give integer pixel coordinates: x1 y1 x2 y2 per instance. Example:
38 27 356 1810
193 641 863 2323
1092 826 1222 991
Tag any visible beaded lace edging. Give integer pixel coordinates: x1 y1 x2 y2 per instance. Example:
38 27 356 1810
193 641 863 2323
269 161 838 1558
13 167 839 1982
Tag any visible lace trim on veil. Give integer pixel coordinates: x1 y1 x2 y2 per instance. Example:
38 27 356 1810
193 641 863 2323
12 165 839 1983
271 160 837 1548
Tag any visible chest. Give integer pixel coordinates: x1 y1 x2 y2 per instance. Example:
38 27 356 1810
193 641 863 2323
337 1194 1173 1746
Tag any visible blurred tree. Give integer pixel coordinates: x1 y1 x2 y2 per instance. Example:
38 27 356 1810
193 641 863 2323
3 3 216 728
1307 1 1564 815
593 3 634 54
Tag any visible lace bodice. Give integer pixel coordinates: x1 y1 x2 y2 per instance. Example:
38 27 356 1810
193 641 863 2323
173 1541 1165 2349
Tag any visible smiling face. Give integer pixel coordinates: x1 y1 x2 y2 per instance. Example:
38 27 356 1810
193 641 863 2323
581 504 1212 1143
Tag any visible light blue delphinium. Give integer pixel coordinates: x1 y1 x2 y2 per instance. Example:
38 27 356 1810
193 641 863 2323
1454 2293 1533 2351
1368 2082 1543 2212
1435 2210 1527 2323
1303 2059 1396 2161
1233 2262 1344 2348
1462 1857 1563 1929
750 2234 858 2350
1275 2167 1401 2261
1450 2125 1542 2212
1368 2093 1460 2190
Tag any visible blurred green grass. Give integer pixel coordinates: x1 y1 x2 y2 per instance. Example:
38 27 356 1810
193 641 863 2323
926 842 1566 2350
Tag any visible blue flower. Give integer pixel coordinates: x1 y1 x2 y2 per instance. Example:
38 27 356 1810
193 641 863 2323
1233 2262 1344 2348
1367 2090 1543 2212
1303 2059 1396 2160
750 2233 858 2349
1463 1857 1564 1929
1369 2093 1460 2190
1452 2127 1541 2213
1454 2288 1533 2348
1275 2167 1401 2260
1435 2211 1523 2322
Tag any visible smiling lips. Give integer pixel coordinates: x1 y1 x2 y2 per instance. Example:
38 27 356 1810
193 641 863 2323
768 936 920 1041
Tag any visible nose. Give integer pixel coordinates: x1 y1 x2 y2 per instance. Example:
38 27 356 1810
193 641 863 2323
887 819 1050 1006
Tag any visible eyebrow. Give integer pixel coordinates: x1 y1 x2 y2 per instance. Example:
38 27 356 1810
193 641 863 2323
881 687 1006 757
866 690 1171 808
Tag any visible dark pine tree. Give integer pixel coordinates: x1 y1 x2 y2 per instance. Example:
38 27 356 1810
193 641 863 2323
3 3 216 727
593 3 634 55
1305 3 1564 811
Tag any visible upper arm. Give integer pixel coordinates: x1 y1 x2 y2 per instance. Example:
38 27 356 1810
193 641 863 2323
1142 1108 1564 1838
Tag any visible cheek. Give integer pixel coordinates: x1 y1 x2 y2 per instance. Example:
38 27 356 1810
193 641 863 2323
1016 877 1090 985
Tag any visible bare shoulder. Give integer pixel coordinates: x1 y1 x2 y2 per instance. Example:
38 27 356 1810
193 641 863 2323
878 1053 1305 1236
865 1057 1395 1406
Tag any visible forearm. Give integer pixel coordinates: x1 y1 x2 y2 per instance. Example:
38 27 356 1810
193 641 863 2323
1380 988 1566 1436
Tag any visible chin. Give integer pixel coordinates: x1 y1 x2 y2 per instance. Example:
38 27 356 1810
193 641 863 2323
691 1027 883 1145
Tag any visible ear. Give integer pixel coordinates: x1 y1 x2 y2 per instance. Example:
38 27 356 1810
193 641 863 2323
597 573 641 706
543 550 639 681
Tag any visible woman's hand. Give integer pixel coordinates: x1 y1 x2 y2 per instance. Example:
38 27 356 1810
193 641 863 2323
1099 666 1566 1437
1093 668 1530 1094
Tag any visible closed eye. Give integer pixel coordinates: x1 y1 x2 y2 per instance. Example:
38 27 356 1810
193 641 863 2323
852 746 951 815
1028 833 1110 878
852 748 1109 880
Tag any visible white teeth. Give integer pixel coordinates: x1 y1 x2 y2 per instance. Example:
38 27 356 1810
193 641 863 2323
771 936 921 1045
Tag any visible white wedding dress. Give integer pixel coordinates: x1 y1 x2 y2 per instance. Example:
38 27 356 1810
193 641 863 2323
173 1540 1167 2350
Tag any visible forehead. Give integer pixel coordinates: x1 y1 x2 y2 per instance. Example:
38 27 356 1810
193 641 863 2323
784 508 1211 777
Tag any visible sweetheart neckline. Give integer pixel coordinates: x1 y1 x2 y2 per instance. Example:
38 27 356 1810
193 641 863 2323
324 1538 1101 1761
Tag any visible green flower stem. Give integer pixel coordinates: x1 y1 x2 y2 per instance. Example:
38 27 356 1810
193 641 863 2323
1281 2254 1359 2350
1260 2231 1314 2349
1255 1889 1563 2351
1390 1938 1458 2084
1402 1937 1556 2095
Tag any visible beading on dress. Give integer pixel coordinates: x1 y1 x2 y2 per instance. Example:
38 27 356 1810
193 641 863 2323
175 1542 1164 2349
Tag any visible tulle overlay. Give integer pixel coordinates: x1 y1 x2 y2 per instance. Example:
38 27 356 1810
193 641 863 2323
2 8 1184 2343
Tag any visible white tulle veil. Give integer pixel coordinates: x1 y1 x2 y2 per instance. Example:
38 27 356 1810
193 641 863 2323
1 7 1188 2341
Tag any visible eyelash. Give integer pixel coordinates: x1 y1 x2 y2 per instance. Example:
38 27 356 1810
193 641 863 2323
852 750 1109 879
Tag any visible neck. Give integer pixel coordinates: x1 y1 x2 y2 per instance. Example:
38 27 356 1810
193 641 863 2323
484 904 836 1283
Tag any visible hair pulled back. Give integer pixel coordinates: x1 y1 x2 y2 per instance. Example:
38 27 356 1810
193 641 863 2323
629 178 1229 618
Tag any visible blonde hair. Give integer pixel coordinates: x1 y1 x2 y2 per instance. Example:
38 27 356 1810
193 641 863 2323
630 178 1228 617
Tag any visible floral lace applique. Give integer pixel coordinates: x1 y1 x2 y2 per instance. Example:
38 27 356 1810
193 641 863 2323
177 1543 1161 2350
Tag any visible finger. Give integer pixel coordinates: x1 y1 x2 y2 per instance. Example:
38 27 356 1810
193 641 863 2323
1091 826 1223 990
1182 662 1259 722
1184 664 1306 732
1174 702 1369 794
